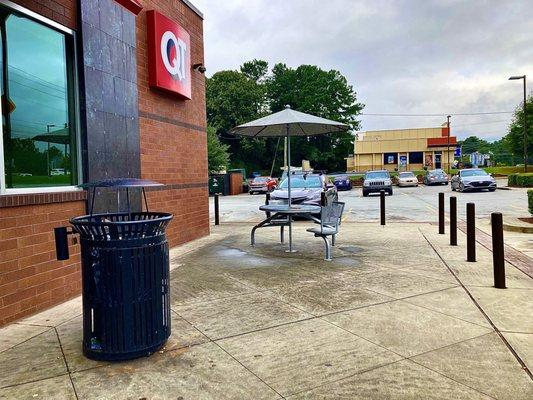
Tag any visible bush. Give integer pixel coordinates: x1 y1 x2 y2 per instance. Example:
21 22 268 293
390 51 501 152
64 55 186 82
508 173 533 187
529 190 533 215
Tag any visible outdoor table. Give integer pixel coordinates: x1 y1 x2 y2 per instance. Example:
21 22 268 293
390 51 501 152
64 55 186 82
252 204 321 252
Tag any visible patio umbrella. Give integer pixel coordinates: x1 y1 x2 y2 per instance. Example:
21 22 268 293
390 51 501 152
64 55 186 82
230 105 349 206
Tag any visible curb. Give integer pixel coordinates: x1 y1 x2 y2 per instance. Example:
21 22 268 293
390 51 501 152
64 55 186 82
502 221 533 234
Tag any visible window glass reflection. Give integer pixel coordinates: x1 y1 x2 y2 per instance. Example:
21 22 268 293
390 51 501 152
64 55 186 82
3 13 76 188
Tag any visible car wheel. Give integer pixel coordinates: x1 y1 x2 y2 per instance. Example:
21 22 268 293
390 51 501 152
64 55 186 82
363 190 368 197
445 182 449 185
388 188 393 196
489 188 496 192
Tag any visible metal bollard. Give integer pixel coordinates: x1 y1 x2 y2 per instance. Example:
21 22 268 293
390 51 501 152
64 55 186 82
265 193 271 218
380 190 385 226
321 192 327 206
450 196 457 246
438 192 445 234
54 227 70 260
491 213 506 289
214 193 220 226
466 203 476 262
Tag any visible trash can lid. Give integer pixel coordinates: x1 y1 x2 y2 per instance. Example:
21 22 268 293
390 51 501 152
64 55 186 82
79 178 165 189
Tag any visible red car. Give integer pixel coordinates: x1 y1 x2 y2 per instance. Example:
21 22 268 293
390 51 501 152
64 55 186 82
249 176 277 194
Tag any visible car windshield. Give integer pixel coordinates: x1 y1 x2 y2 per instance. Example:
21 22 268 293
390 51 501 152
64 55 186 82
335 175 348 180
461 169 488 177
399 172 415 178
279 175 322 189
430 170 446 176
253 177 268 183
365 171 389 179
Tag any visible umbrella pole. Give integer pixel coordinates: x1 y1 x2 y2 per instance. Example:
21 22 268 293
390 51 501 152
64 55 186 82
286 125 295 252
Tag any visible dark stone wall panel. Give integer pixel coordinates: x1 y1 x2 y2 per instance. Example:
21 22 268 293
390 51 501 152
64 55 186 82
80 0 140 212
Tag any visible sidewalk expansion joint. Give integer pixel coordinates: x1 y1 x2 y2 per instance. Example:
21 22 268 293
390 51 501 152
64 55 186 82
420 229 533 381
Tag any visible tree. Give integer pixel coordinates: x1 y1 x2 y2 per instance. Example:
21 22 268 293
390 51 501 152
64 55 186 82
206 69 270 171
459 136 492 154
206 61 364 174
267 63 364 172
503 94 533 165
240 59 268 83
207 126 230 174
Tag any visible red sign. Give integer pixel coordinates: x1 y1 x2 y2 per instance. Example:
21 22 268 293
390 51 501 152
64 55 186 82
114 0 143 15
147 10 192 99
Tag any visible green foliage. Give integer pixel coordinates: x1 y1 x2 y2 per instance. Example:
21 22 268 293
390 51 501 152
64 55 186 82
503 94 533 162
267 63 363 172
459 136 493 154
240 59 269 83
207 126 230 174
528 190 533 215
206 60 364 175
508 173 533 187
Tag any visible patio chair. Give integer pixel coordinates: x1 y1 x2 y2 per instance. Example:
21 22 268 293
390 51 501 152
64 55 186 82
306 201 345 261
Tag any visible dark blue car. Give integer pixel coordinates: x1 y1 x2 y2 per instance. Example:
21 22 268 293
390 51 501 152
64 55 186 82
333 175 352 191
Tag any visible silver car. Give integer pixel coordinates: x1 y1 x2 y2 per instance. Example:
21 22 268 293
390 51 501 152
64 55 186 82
451 168 497 192
424 169 449 185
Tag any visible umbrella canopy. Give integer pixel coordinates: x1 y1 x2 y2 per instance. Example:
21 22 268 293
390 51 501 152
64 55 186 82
230 106 348 253
230 105 348 137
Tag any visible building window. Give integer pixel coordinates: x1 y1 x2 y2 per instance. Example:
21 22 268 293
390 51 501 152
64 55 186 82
383 152 397 165
0 6 78 191
409 151 423 164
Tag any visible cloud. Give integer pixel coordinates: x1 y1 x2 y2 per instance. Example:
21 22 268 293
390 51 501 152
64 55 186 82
193 0 532 141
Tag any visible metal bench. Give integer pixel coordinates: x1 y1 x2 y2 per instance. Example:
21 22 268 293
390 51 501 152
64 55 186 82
306 201 345 261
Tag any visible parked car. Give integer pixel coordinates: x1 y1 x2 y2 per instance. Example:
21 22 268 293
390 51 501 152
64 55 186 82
397 171 418 187
269 172 338 206
424 169 449 185
51 168 66 176
362 170 393 196
333 175 352 191
249 176 277 194
451 168 497 192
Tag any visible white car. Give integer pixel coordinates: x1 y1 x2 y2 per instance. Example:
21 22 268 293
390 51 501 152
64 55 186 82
451 168 496 192
51 168 66 176
397 171 419 187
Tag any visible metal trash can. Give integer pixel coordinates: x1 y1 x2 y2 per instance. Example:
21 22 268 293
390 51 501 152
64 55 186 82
54 179 173 361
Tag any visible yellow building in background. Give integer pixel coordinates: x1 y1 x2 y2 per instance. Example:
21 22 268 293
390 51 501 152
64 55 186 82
346 127 457 172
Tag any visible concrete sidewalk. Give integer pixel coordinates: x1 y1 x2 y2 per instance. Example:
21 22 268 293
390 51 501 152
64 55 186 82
0 223 532 399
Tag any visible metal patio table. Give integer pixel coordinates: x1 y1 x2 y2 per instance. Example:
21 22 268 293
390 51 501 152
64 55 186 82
251 204 321 252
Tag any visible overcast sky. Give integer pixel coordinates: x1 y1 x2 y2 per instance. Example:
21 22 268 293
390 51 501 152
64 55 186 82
193 0 532 141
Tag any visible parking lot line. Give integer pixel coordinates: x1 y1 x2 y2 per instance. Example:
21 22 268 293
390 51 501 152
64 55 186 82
342 207 353 222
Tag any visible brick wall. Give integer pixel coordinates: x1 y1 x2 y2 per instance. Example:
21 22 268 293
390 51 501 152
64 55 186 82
137 1 209 246
13 0 77 29
0 199 86 326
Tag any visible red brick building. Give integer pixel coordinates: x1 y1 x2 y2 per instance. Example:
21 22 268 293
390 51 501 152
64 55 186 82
0 0 208 326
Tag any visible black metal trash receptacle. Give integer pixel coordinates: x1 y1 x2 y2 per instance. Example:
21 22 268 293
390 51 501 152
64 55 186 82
56 179 173 361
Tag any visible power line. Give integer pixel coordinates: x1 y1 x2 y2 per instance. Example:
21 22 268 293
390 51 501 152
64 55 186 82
453 119 511 128
361 111 514 117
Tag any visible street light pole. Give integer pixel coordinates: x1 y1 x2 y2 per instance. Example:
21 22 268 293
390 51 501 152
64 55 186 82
509 75 527 173
46 124 56 177
447 115 451 174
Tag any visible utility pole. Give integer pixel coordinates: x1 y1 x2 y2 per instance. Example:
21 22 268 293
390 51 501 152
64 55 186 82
447 115 451 174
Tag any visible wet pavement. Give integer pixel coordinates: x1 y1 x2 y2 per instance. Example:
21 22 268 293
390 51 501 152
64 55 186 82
211 180 529 224
0 222 532 399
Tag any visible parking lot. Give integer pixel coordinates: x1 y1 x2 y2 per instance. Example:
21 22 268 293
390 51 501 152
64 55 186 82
210 179 529 224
